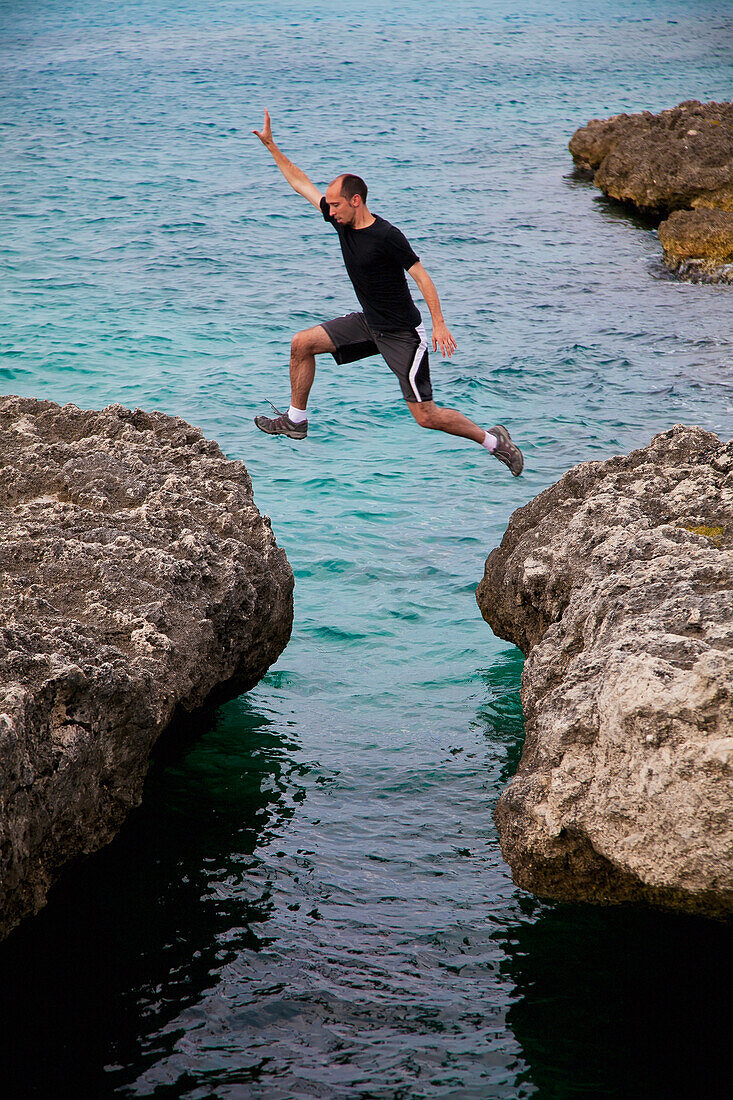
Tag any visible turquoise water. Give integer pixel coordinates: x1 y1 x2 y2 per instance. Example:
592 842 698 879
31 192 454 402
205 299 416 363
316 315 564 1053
1 0 732 1095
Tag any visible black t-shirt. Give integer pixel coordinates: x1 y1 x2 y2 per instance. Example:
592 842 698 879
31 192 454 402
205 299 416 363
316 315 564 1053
320 196 421 332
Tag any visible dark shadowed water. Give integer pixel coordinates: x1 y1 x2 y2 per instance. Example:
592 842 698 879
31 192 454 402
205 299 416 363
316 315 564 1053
1 0 732 1095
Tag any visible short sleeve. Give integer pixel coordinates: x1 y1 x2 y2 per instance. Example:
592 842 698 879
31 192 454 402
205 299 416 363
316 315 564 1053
320 196 336 225
384 225 419 270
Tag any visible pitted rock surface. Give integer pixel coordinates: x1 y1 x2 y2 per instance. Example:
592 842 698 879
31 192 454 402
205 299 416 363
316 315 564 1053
477 425 733 918
657 208 733 283
570 100 733 211
0 396 293 940
569 99 733 281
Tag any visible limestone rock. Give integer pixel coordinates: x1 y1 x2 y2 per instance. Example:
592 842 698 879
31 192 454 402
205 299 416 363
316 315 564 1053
0 396 293 940
569 109 655 175
570 100 733 211
658 208 733 282
477 425 733 919
569 100 733 281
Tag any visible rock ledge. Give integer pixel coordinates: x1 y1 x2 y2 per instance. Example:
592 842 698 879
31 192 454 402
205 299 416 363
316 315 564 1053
477 426 733 919
0 396 293 940
570 100 733 282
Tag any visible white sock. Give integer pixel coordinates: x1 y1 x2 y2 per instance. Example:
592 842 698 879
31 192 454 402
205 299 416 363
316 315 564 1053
287 405 308 424
482 431 498 453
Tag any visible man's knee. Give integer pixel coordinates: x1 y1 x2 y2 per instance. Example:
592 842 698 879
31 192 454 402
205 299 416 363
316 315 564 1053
410 401 441 429
291 330 313 357
291 326 333 358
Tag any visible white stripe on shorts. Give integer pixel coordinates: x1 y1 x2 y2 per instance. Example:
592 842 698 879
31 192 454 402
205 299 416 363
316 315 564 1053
409 323 428 402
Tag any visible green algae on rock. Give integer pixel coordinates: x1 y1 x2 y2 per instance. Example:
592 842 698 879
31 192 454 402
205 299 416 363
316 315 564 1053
477 425 733 920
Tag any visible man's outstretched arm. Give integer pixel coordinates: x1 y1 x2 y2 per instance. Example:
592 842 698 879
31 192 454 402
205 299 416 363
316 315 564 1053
408 261 457 358
252 109 323 209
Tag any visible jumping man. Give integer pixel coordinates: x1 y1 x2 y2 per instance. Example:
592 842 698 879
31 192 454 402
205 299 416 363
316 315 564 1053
252 109 523 476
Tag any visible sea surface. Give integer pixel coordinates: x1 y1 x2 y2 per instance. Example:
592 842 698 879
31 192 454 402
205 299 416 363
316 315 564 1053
1 0 732 1096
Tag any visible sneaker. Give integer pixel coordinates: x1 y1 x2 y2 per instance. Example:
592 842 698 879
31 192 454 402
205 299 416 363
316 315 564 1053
489 424 523 476
254 403 308 440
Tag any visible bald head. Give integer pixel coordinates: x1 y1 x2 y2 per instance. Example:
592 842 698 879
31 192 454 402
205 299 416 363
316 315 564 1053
324 173 374 229
330 173 368 204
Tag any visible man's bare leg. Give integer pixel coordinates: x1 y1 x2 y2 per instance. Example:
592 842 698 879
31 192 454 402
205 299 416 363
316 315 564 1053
407 400 486 444
289 325 336 409
407 400 524 475
255 324 336 439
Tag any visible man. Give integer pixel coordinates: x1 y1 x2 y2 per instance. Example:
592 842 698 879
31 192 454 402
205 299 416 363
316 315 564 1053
251 109 523 476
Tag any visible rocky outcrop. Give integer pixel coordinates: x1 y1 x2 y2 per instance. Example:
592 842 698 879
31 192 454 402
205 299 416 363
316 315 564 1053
570 100 733 211
570 100 733 281
657 208 733 282
0 396 293 940
477 426 733 919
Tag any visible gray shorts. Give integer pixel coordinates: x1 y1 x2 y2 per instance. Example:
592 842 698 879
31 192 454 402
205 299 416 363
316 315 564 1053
321 312 433 403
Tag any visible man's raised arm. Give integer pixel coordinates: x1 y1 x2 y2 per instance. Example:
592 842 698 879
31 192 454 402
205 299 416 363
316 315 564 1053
252 109 323 209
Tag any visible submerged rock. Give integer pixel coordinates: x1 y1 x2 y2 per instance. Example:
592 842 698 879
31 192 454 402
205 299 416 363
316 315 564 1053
477 426 733 919
569 99 733 281
0 396 293 940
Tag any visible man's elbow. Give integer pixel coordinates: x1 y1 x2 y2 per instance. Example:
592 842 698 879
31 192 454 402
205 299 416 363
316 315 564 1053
412 273 435 299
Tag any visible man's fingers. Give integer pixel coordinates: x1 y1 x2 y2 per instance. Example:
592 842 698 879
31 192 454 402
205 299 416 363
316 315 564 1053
253 110 271 143
433 329 457 357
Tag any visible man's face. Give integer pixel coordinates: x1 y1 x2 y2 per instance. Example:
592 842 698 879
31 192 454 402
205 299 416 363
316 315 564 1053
325 180 359 225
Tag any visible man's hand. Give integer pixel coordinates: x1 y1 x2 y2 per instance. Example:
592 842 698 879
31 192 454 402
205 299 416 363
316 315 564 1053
252 108 273 147
252 109 323 209
432 320 457 358
408 262 457 358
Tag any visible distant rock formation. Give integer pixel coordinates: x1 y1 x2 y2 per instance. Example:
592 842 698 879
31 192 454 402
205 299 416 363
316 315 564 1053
658 208 733 283
477 426 733 919
0 396 293 940
570 100 733 282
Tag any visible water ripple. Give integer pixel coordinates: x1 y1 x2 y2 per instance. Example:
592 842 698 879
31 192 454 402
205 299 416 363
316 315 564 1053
0 0 731 1097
